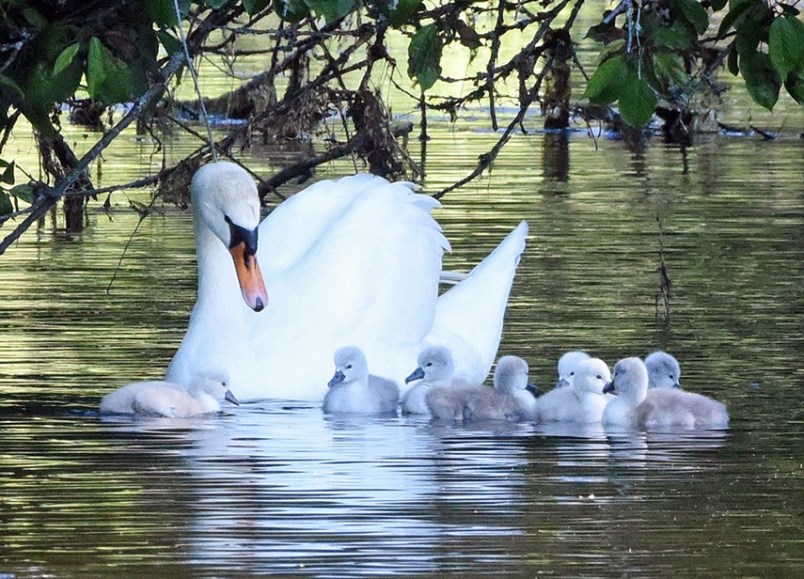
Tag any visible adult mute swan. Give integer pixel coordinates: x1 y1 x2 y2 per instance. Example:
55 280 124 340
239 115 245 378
166 161 528 401
602 357 729 429
323 346 400 415
99 372 238 418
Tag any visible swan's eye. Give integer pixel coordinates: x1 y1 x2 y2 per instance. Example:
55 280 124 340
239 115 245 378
426 362 433 367
346 364 352 370
569 371 575 376
669 374 674 380
596 374 602 380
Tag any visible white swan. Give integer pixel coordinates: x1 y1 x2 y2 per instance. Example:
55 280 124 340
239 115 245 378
426 355 538 422
166 161 528 401
554 350 591 388
323 346 400 415
602 357 729 429
535 357 612 423
644 350 682 389
99 372 238 418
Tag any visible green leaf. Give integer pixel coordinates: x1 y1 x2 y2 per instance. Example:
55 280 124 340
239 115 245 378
87 38 108 99
0 160 14 184
675 0 709 36
22 8 48 30
53 43 80 77
276 0 309 21
768 16 804 80
156 30 183 55
717 0 755 37
583 54 629 104
653 52 689 86
741 52 781 110
727 45 739 75
735 19 763 58
10 183 34 204
203 0 229 8
783 68 804 103
0 191 12 216
305 0 355 22
243 0 271 14
619 74 658 127
408 24 442 92
389 0 423 27
652 20 696 50
0 74 25 102
144 0 190 26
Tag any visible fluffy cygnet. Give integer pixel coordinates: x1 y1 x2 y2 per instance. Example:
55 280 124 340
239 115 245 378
603 357 729 429
536 357 613 423
555 350 591 388
323 346 400 415
99 371 238 418
401 345 457 415
425 355 538 422
644 350 682 389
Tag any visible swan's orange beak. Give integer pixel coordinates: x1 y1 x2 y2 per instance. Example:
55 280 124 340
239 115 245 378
227 217 268 312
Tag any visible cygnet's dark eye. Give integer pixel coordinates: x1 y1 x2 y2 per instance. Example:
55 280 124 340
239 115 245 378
569 371 575 376
426 362 433 367
596 374 603 380
669 374 675 380
346 364 352 370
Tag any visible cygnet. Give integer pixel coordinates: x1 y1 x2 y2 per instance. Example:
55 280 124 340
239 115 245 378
536 357 612 423
644 350 682 389
323 346 400 415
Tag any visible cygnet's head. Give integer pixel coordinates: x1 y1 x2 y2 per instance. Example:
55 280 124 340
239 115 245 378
572 358 612 395
329 346 369 387
644 351 681 389
603 357 649 401
405 346 455 384
190 370 239 406
555 350 591 388
493 355 537 396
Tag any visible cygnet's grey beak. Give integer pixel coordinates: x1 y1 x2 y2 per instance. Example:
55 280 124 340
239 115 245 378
555 377 570 389
405 367 425 384
525 383 543 398
673 380 682 389
602 382 616 395
328 370 345 388
224 390 240 406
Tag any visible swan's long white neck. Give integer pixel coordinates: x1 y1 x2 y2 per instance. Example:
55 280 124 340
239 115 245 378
191 214 250 325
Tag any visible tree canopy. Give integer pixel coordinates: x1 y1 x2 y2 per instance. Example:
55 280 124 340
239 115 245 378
0 0 802 251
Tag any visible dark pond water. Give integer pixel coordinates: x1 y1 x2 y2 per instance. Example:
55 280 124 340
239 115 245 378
1 36 803 577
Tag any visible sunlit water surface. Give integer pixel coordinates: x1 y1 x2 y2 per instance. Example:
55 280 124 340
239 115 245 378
1 47 803 578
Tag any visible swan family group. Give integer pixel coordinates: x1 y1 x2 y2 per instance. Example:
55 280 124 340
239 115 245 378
98 161 728 429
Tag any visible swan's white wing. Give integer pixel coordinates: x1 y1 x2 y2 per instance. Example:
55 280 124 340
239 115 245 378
427 221 528 384
251 175 449 398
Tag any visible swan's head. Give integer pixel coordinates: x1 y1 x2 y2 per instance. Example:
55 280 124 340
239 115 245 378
189 370 239 406
572 358 612 395
555 350 591 388
406 346 455 384
191 162 268 312
328 346 369 388
644 350 681 389
603 357 649 401
493 355 538 396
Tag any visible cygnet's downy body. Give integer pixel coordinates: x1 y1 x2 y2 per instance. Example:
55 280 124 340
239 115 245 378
99 371 238 418
644 350 682 389
426 355 538 422
603 357 729 429
536 358 612 423
323 346 400 415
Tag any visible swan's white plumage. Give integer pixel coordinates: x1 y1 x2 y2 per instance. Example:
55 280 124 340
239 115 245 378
167 162 527 401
